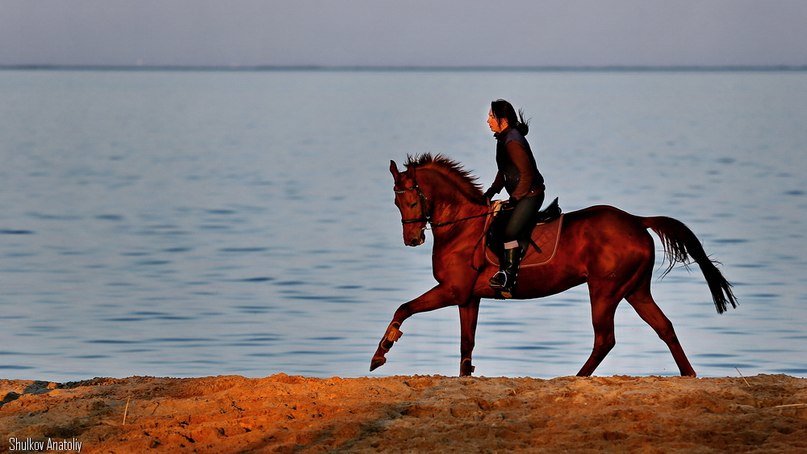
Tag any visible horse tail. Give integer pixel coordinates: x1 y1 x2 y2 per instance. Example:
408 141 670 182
642 216 738 314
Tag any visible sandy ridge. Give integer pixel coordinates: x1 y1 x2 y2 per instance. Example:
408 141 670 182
1 374 806 452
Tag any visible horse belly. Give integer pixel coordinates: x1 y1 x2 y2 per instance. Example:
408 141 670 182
473 251 588 300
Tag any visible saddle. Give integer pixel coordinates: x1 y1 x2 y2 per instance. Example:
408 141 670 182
485 198 563 267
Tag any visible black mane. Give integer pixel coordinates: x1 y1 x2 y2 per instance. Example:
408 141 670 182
404 153 485 204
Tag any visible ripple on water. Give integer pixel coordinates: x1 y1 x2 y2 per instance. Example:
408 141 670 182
712 238 750 245
102 317 143 322
704 362 756 369
26 212 81 221
206 209 238 215
694 353 736 359
287 295 356 304
163 247 193 253
308 336 346 342
774 367 807 376
274 280 305 286
0 365 35 370
148 337 215 343
85 339 140 345
246 352 280 358
503 344 557 351
235 305 272 314
140 256 174 265
480 320 528 327
234 277 275 283
0 229 34 235
95 214 124 221
219 247 270 253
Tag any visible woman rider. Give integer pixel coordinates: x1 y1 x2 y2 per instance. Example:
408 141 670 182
483 99 545 294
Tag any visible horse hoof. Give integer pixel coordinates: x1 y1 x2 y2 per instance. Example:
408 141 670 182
370 356 387 371
460 359 475 377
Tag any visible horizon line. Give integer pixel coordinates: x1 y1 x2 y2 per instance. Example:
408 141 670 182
2 64 807 72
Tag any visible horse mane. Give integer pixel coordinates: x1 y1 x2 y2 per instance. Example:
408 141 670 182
404 153 486 204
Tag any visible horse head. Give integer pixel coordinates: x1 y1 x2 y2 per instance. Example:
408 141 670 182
390 160 431 247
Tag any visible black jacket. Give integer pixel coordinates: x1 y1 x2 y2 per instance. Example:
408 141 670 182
487 127 544 201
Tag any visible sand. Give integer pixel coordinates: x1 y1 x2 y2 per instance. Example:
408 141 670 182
1 374 806 453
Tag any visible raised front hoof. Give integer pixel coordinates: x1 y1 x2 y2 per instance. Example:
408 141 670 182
369 356 387 371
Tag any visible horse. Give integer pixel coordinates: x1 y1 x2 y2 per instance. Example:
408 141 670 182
370 154 737 377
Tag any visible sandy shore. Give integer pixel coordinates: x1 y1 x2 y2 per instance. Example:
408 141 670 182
1 374 805 453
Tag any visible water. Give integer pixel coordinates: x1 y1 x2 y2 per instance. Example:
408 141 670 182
1 69 805 381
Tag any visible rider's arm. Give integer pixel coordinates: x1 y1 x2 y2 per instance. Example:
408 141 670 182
485 171 504 199
506 140 536 201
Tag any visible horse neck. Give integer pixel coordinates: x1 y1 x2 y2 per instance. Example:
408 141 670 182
419 170 488 241
419 169 481 210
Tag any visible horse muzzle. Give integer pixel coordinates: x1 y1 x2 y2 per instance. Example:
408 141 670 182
405 232 426 247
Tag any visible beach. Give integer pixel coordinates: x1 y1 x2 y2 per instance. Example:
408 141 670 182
2 374 805 453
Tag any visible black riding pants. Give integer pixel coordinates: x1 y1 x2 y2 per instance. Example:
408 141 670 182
503 192 545 244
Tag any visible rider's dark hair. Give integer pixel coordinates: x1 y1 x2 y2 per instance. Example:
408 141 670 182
491 99 529 136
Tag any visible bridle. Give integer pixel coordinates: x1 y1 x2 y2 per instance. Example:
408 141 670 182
394 168 499 231
394 170 432 229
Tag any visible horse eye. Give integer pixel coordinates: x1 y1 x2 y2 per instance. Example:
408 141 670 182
408 202 417 208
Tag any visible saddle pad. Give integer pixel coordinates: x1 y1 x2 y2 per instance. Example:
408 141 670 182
486 214 564 268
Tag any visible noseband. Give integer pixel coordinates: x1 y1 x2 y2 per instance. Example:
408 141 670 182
395 178 432 229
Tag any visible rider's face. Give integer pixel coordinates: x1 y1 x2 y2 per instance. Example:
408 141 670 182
487 110 508 133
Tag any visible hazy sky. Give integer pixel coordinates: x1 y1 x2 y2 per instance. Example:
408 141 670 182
2 0 807 67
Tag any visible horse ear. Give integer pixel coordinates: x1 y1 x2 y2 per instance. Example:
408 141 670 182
389 160 400 179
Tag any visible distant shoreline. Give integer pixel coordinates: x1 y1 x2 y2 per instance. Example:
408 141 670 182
2 64 807 73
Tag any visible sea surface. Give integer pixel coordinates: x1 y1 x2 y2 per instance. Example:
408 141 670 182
1 69 806 381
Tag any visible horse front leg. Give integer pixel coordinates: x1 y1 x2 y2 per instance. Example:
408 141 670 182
459 297 480 376
370 283 465 371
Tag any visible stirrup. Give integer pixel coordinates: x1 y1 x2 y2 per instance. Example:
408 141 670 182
490 270 517 289
489 270 509 289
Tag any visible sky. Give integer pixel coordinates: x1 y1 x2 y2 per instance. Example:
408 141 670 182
2 0 807 67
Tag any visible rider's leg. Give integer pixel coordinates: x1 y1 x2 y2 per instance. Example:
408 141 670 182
489 194 542 292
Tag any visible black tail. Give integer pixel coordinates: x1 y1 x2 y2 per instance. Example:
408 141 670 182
642 216 738 314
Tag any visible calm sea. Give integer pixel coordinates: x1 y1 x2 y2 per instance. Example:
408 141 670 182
1 69 805 381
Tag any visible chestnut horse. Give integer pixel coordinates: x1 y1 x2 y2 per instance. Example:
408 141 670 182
371 154 737 377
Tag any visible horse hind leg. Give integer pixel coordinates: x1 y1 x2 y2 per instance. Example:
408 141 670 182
625 283 696 377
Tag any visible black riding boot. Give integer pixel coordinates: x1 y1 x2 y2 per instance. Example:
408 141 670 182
489 247 522 293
